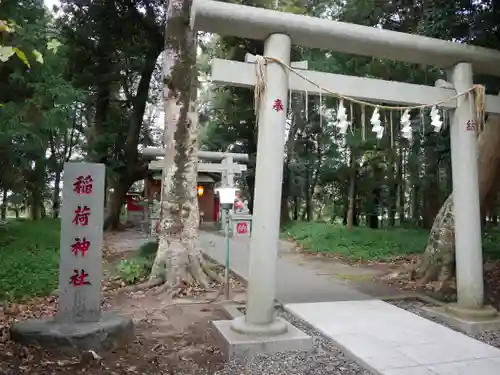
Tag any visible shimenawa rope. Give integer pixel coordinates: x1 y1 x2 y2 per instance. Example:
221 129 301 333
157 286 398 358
253 55 486 127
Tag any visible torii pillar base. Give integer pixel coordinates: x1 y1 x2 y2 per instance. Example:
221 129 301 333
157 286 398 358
421 304 500 335
212 315 311 360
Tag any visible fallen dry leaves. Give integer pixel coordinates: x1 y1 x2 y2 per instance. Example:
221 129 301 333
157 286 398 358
0 230 231 375
0 291 228 374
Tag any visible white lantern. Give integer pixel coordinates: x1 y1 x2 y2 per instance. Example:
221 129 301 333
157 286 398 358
216 186 238 207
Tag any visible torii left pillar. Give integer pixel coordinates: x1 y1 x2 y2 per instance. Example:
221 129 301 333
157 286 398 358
211 33 311 358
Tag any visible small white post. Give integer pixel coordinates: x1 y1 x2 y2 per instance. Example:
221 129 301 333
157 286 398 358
449 63 484 309
231 33 291 335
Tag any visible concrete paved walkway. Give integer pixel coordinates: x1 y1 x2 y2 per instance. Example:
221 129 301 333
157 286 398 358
286 300 500 375
200 231 500 374
199 231 371 304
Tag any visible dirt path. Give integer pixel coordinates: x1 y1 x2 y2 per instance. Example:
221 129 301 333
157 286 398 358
0 230 228 375
103 229 152 260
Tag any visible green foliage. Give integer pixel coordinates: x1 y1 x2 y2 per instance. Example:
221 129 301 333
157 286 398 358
0 219 60 301
483 231 500 260
138 241 159 262
116 258 150 285
283 221 430 261
284 221 500 261
115 241 158 285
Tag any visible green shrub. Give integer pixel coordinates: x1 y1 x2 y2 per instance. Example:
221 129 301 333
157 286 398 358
115 241 159 285
116 258 150 285
137 241 158 261
0 219 60 301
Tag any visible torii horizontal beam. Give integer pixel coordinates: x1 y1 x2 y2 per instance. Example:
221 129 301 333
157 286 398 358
211 59 500 114
191 0 500 77
149 160 247 173
142 148 250 162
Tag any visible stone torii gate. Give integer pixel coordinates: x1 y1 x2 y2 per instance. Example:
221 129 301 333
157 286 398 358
144 148 249 188
145 147 249 227
190 0 500 352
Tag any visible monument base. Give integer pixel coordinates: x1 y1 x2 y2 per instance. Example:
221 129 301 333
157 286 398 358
10 311 133 354
421 303 500 335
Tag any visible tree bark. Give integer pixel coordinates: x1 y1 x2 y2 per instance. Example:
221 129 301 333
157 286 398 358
149 0 216 292
52 167 62 219
409 130 421 225
293 196 299 220
103 177 131 230
366 185 380 229
346 150 357 231
413 112 500 287
388 149 397 227
1 188 6 220
397 147 406 224
422 134 440 229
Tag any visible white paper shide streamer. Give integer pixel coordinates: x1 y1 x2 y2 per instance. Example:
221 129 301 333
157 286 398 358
401 109 412 140
370 107 384 139
430 106 442 132
336 99 349 134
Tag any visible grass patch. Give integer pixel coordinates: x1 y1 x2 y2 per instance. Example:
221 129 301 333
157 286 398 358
116 241 158 284
282 221 429 261
283 221 500 261
0 219 60 301
483 230 500 259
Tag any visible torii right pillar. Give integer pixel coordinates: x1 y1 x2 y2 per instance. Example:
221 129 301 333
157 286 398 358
435 62 500 333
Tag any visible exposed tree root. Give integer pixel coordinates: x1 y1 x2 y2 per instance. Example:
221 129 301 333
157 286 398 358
200 258 224 284
153 282 182 297
116 278 164 294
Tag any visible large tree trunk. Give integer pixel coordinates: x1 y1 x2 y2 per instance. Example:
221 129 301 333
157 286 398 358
422 134 440 229
346 150 357 231
52 167 62 219
397 147 406 224
148 0 217 293
409 129 421 225
103 178 131 230
414 112 500 287
1 188 7 221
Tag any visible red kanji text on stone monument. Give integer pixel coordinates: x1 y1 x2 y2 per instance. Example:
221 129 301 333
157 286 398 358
272 98 284 112
71 237 90 257
69 269 91 286
73 175 93 195
72 205 91 226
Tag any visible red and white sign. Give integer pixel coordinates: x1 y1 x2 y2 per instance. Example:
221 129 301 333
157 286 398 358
235 221 250 236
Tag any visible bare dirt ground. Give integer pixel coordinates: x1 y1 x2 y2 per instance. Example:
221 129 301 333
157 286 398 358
0 230 231 375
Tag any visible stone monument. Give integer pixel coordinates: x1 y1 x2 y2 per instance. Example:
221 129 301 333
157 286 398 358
11 162 133 353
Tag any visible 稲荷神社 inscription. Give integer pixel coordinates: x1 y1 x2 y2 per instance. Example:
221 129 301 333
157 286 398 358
57 163 105 323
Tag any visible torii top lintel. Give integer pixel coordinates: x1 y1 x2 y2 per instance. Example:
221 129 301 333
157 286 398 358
191 0 500 77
